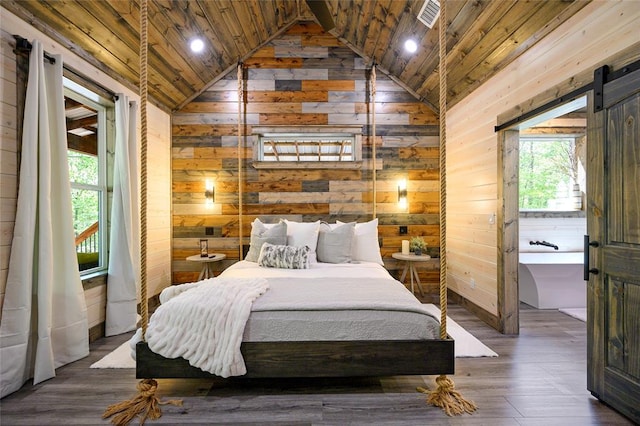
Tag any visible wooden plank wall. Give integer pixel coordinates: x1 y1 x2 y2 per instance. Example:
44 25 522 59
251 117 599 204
0 29 18 317
446 1 640 318
172 22 440 289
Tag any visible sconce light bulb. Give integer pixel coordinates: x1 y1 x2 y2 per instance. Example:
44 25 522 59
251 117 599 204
398 179 408 209
205 179 215 206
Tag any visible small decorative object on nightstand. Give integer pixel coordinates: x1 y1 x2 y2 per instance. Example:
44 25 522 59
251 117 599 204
401 239 410 255
199 239 209 257
410 236 427 256
186 253 226 280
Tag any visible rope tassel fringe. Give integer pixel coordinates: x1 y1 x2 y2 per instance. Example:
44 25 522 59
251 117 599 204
102 379 182 426
417 375 477 416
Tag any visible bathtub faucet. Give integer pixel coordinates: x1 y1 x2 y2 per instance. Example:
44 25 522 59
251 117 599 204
529 240 559 250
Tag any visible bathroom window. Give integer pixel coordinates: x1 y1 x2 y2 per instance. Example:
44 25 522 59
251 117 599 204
519 136 584 211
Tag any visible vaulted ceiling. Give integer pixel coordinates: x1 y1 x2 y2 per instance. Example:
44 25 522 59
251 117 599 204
4 0 589 113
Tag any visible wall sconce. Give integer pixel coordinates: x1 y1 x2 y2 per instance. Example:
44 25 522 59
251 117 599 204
398 179 407 209
205 179 215 206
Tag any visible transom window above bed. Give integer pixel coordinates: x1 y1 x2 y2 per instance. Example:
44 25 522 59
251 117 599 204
252 126 362 169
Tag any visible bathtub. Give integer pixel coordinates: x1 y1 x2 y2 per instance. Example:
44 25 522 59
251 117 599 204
518 252 586 309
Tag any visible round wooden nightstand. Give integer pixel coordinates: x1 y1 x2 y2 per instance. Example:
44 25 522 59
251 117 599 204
392 252 432 295
186 253 226 280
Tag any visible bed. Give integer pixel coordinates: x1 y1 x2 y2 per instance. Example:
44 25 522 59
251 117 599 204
136 220 454 379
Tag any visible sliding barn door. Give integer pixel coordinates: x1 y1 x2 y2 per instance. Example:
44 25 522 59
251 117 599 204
586 67 640 423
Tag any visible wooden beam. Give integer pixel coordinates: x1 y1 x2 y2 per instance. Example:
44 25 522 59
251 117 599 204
67 133 97 156
66 115 97 130
305 0 335 32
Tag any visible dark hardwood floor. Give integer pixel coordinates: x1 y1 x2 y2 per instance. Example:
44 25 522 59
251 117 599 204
0 304 634 425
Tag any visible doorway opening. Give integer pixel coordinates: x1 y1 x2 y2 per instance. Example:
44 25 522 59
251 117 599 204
516 96 587 319
499 95 589 334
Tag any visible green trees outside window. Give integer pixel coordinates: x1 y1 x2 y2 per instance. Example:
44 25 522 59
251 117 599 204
519 137 582 211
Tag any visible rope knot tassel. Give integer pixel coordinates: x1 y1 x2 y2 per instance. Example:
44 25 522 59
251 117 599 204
102 379 183 426
417 375 477 416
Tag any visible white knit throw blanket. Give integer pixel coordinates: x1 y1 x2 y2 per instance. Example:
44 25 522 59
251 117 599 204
145 277 269 377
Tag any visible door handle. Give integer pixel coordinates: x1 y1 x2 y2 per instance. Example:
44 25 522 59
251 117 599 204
584 235 599 280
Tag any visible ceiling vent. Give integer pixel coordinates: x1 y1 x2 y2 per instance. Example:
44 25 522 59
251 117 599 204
417 0 441 29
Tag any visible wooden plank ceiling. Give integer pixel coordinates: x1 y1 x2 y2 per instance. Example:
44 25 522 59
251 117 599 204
4 0 589 113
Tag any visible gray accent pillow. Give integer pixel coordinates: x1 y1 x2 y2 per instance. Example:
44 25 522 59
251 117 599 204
245 220 287 262
316 222 355 264
258 243 310 269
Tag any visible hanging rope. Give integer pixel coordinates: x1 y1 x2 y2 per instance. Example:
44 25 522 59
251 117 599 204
237 63 244 259
371 64 377 219
417 0 477 415
103 1 182 422
139 0 149 342
437 0 448 346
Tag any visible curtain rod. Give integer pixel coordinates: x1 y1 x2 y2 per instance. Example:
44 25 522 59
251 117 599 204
13 35 55 64
13 35 120 103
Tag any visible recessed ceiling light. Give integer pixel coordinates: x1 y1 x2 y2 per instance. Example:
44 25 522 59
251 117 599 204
404 39 418 53
190 38 205 53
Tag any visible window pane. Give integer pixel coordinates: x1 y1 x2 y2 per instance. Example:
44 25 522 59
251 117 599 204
72 188 100 271
68 150 98 185
519 138 574 210
260 135 355 162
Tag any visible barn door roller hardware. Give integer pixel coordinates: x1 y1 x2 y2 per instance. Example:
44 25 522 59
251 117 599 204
593 65 609 113
594 60 640 112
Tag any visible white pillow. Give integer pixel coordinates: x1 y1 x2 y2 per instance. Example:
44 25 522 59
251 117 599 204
337 218 383 265
283 220 320 263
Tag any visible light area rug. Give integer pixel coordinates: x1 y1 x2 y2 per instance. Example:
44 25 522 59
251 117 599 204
423 304 498 358
90 339 136 369
90 303 497 369
559 307 587 322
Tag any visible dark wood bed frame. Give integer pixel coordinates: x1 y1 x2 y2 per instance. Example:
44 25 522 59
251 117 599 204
136 339 454 379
